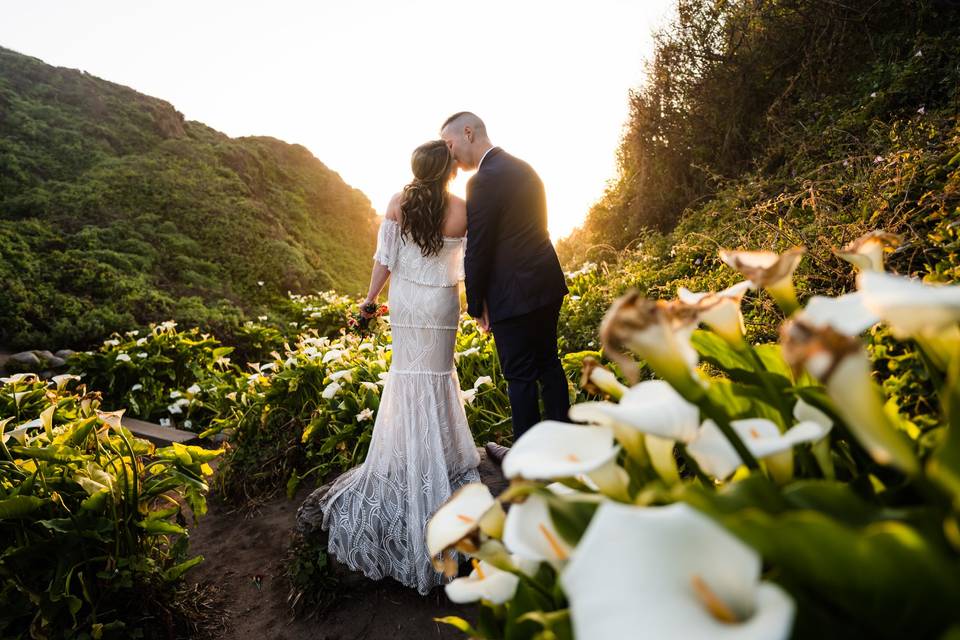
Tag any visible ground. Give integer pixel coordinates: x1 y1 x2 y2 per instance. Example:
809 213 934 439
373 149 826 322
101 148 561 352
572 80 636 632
186 448 508 640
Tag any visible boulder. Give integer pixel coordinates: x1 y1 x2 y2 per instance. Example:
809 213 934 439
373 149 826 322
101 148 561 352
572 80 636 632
55 349 76 360
6 351 42 373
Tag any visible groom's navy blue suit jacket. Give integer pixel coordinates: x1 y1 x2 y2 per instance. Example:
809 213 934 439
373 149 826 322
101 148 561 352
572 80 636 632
464 147 568 323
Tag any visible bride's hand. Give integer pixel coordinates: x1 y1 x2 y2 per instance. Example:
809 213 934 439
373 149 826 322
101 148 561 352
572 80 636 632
360 299 377 319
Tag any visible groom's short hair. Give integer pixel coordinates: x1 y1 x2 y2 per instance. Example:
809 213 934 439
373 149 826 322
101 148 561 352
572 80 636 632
441 111 486 136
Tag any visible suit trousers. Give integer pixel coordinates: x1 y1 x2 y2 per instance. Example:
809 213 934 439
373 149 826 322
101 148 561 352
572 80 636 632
490 297 570 441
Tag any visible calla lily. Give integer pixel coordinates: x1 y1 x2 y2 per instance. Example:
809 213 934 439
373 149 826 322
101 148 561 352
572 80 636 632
473 375 493 389
48 374 80 391
834 231 900 272
1 373 38 385
579 357 628 400
502 421 629 500
560 501 795 640
329 369 354 383
445 558 519 604
600 291 701 395
857 270 960 369
687 418 826 482
2 418 39 445
798 292 879 336
678 281 754 347
503 489 574 565
569 380 700 482
460 387 477 405
322 349 345 364
96 409 125 431
321 382 341 399
719 247 805 315
781 319 918 474
427 482 507 574
501 421 617 480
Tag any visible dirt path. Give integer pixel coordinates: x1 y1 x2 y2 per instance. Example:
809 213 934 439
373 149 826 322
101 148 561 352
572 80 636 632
187 448 508 640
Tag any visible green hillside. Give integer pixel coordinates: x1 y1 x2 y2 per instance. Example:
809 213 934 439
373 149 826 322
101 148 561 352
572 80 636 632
0 46 378 350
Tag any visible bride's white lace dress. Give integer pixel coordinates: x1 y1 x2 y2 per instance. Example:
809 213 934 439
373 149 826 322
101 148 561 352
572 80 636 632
316 217 482 595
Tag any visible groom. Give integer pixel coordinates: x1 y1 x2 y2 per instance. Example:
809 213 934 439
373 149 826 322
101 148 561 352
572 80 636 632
440 112 570 463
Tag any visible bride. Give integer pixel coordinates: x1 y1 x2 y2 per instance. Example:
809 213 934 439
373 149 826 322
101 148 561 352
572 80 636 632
311 139 482 595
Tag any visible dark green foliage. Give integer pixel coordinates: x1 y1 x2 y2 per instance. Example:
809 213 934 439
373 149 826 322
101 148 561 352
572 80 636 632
0 46 378 351
561 0 960 252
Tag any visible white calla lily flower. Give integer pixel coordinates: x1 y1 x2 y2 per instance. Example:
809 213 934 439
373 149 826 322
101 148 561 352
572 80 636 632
426 482 505 562
799 293 879 336
781 319 918 474
570 380 700 443
473 375 493 389
321 382 342 399
49 374 81 391
579 357 628 400
858 271 960 369
570 380 699 482
460 387 477 405
719 247 805 314
503 489 573 565
329 369 354 383
502 421 629 500
687 418 826 481
560 501 795 640
1 373 38 385
501 421 619 481
834 231 900 272
678 281 754 347
445 558 519 604
600 292 701 394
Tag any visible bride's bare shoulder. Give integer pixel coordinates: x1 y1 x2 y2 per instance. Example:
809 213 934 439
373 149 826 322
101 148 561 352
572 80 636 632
385 192 403 221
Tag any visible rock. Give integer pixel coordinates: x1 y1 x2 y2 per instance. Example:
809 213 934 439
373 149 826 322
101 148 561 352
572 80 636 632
46 356 67 369
6 351 42 373
55 349 76 360
296 482 334 535
33 350 56 363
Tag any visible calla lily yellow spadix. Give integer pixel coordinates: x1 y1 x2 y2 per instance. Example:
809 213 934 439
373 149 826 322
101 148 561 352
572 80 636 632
678 281 754 347
599 291 701 395
834 230 900 272
719 247 805 315
560 501 795 639
780 319 919 474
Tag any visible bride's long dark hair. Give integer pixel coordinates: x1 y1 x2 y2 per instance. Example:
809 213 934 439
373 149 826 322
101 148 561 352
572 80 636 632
400 140 455 257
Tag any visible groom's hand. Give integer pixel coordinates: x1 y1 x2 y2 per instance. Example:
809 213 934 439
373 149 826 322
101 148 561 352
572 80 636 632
478 303 491 334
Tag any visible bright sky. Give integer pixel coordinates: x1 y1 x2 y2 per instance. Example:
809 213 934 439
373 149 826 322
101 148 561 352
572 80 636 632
1 0 673 239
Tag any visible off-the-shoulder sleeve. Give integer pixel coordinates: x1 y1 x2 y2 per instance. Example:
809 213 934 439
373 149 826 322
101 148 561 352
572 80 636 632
373 218 401 270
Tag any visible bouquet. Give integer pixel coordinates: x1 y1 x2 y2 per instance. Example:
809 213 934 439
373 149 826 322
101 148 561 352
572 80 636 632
347 301 389 336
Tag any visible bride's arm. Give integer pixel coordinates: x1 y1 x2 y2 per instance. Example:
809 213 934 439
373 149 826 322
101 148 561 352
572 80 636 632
360 263 390 317
361 194 402 316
